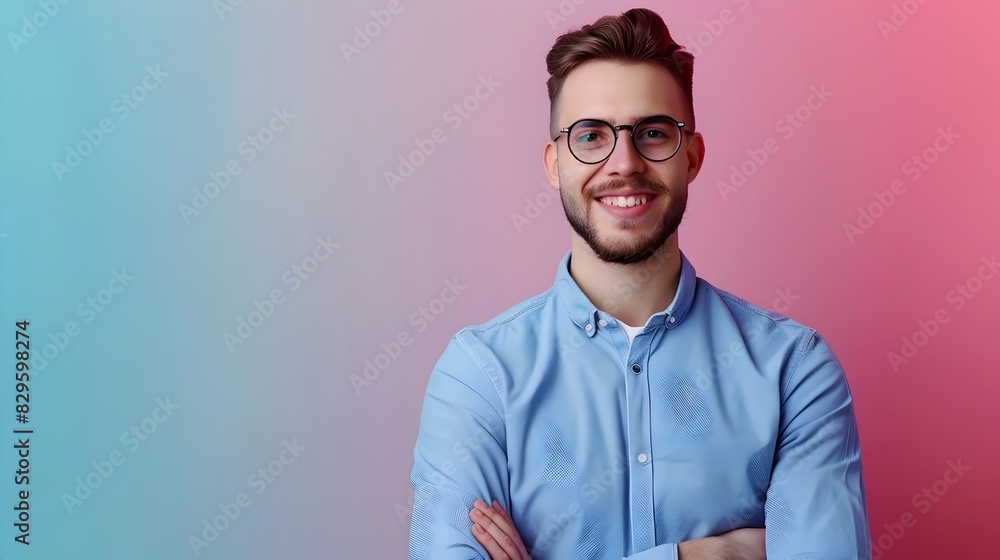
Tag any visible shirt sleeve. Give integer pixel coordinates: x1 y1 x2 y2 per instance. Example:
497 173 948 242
408 333 510 560
765 330 872 559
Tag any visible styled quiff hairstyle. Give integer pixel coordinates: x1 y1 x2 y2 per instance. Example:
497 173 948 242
545 8 695 139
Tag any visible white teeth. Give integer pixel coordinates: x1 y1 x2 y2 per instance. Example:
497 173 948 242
600 195 649 207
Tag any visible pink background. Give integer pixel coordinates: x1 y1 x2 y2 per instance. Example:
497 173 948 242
358 1 1000 557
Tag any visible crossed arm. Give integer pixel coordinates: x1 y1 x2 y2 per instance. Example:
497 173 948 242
469 499 766 560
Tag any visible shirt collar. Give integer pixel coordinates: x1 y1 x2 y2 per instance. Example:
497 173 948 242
554 249 697 337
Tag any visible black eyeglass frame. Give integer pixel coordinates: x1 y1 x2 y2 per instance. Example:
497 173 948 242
552 115 693 164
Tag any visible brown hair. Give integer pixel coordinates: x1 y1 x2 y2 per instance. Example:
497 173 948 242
545 8 695 138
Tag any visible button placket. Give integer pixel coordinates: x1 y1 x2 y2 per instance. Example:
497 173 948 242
623 336 655 550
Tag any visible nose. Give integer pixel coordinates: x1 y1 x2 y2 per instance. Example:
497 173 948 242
603 128 647 176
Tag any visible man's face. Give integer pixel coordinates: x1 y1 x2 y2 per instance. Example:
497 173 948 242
544 60 704 265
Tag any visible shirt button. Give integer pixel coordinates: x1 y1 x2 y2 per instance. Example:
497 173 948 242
598 319 607 327
631 364 642 374
637 453 648 464
585 323 593 331
668 316 676 324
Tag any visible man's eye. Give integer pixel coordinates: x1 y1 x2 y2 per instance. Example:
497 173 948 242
577 130 613 145
639 128 670 139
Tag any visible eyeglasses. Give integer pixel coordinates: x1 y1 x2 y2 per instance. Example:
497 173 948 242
553 115 690 165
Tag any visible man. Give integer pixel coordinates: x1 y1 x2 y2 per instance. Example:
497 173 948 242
409 8 870 559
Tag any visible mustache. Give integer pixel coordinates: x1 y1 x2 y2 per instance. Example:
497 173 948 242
587 176 670 198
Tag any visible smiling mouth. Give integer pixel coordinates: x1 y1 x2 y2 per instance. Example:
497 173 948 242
596 194 655 207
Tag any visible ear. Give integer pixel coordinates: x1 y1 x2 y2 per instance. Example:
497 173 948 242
543 140 560 189
684 131 706 185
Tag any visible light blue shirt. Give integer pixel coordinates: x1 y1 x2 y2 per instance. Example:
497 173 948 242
409 250 870 559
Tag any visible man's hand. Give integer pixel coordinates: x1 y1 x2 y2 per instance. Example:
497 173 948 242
467 498 763 560
677 528 766 560
468 499 532 560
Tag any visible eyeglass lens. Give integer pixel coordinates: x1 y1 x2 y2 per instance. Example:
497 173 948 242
568 118 681 163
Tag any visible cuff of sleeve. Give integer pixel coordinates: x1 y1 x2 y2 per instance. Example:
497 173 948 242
623 542 679 560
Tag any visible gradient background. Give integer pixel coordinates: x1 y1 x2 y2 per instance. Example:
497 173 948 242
1 1 998 558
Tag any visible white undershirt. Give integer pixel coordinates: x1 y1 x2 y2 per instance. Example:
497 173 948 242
619 320 646 346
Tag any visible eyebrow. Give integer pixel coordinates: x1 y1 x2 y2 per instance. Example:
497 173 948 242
582 114 668 125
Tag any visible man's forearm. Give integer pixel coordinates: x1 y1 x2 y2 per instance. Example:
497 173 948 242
677 528 766 560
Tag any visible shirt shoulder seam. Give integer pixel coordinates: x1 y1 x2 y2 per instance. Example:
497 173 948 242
461 288 555 335
452 289 555 412
448 332 507 426
696 277 814 332
781 328 818 398
695 278 819 397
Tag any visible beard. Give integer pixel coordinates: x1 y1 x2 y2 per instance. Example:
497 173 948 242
560 175 687 265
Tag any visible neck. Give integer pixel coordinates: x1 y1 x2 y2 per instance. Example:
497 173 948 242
567 234 682 328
